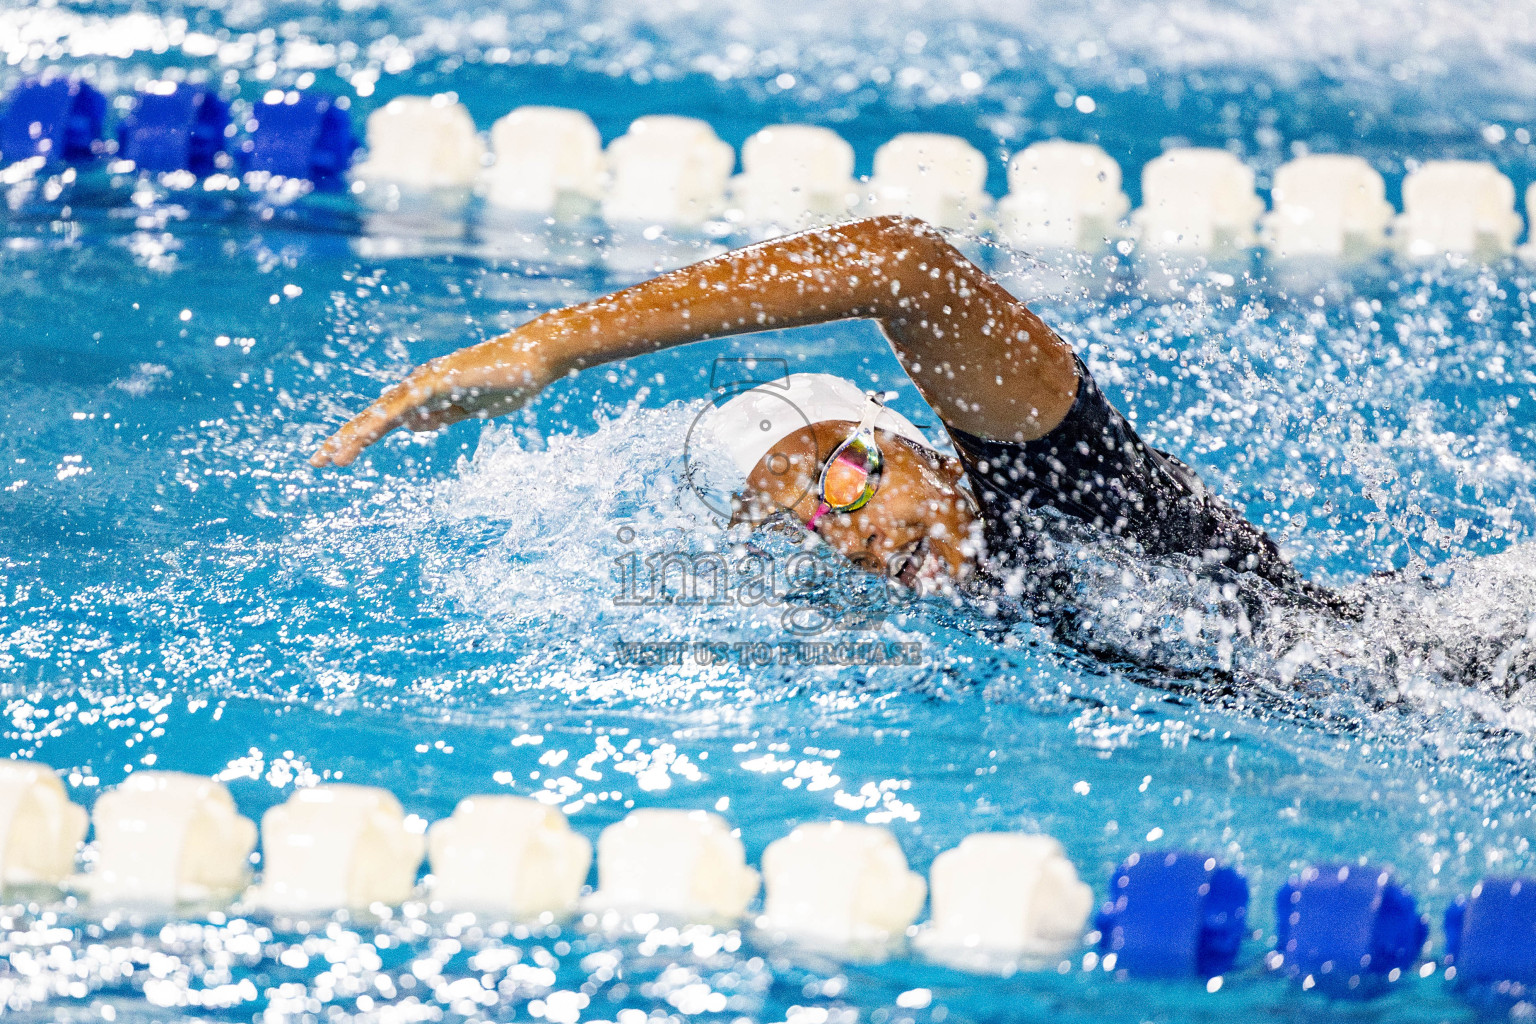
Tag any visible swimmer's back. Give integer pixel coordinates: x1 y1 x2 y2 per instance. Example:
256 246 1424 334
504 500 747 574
947 355 1354 615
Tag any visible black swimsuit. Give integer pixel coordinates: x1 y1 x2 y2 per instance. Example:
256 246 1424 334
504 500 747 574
947 356 1349 614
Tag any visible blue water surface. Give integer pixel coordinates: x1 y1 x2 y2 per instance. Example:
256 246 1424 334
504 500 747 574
8 0 1536 1021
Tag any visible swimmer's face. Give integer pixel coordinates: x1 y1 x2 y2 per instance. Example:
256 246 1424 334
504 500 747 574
739 422 982 590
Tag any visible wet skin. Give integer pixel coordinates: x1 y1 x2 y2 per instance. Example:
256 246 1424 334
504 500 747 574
742 422 982 588
310 215 1082 586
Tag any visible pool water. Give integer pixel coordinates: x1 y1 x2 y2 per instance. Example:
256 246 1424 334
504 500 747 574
8 0 1536 1021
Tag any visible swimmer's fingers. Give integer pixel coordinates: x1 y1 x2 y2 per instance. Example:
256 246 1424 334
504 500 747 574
310 368 456 467
311 369 536 467
311 346 550 468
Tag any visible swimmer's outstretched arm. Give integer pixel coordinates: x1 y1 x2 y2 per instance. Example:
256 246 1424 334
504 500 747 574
312 215 1080 467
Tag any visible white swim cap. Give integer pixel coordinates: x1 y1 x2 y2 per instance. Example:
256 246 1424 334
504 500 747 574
700 373 935 480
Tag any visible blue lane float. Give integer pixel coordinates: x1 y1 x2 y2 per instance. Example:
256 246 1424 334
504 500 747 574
1095 851 1249 978
1444 875 1536 994
0 77 105 166
116 84 230 176
237 91 356 190
1273 863 1427 995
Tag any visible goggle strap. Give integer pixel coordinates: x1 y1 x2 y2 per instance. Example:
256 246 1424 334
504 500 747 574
854 392 888 435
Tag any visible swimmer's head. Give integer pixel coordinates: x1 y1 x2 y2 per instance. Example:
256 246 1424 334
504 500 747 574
702 374 982 587
700 373 933 480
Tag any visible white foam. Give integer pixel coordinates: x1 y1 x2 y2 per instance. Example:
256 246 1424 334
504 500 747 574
1135 148 1263 252
918 833 1092 956
255 784 425 912
728 124 857 229
1262 154 1394 258
0 761 85 888
759 821 926 945
482 106 604 216
428 795 591 916
86 771 256 905
1396 160 1523 259
862 133 990 229
587 808 759 921
353 94 487 190
995 141 1129 250
602 115 735 227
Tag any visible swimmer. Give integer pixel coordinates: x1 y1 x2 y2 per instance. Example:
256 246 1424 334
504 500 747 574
312 215 1348 615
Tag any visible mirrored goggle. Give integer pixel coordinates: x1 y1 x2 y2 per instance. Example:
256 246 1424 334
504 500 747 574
807 396 887 530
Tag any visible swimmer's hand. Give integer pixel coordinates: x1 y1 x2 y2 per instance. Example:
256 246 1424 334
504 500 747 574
309 344 552 467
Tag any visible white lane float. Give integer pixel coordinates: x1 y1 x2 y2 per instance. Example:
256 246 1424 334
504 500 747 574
481 106 604 217
1397 160 1523 259
1262 154 1394 259
352 94 486 190
1135 148 1263 252
1522 183 1536 264
428 795 591 917
0 760 86 889
759 821 926 945
602 115 735 228
995 141 1129 250
254 784 425 912
85 771 256 905
586 809 759 922
863 133 990 230
729 124 857 229
916 832 1092 958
